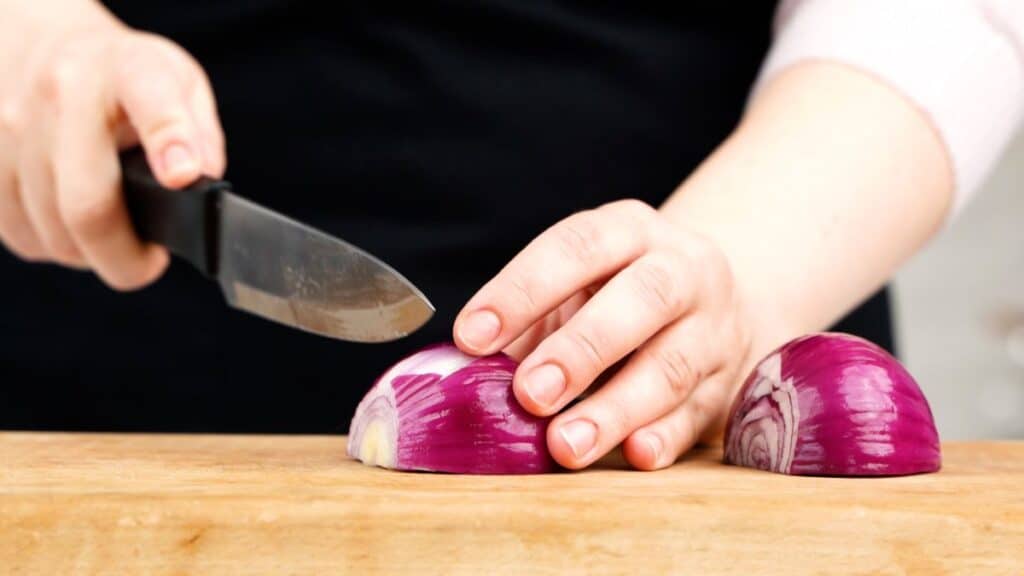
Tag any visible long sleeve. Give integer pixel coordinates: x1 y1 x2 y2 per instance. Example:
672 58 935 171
754 0 1024 218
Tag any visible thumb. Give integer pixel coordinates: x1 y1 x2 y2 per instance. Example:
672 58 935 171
113 36 219 189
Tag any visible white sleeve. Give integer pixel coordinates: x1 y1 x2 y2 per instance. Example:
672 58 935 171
754 0 1024 217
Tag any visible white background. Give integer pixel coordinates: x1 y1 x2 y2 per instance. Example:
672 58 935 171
894 132 1024 440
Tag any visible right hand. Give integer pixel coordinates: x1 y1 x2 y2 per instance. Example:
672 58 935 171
0 10 225 289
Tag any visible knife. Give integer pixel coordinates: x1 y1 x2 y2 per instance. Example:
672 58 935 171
119 147 434 343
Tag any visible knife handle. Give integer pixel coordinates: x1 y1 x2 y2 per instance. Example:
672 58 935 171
120 147 231 276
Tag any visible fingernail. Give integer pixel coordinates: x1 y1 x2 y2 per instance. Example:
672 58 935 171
642 432 663 465
457 310 501 351
559 419 597 459
524 363 566 408
161 143 198 178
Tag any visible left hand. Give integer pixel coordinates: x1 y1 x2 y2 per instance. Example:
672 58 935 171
454 199 753 470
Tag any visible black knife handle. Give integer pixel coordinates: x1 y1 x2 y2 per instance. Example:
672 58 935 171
120 147 231 276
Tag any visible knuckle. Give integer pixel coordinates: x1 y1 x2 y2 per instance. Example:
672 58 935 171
52 58 85 93
553 211 605 266
126 31 189 64
115 43 198 139
609 198 656 221
691 236 733 297
632 255 681 314
115 73 193 141
604 397 633 438
138 113 192 146
694 239 720 272
564 327 608 373
39 54 86 102
601 199 658 245
683 231 723 272
0 100 24 134
114 43 150 82
507 272 539 316
649 346 699 399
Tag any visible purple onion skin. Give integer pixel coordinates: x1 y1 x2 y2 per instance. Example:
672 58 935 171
724 333 942 477
348 343 555 474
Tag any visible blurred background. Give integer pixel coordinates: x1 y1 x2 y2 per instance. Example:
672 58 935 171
894 131 1024 440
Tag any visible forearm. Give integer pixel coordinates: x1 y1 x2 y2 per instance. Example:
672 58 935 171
662 62 953 371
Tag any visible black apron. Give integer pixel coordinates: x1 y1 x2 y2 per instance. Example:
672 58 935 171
0 2 893 432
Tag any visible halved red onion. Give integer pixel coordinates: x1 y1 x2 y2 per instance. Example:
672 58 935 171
347 343 555 474
723 333 941 476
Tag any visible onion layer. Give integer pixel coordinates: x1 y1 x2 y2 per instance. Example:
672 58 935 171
347 343 555 474
723 333 941 477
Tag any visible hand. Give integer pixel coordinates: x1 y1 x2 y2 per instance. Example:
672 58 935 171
454 199 753 470
0 11 225 289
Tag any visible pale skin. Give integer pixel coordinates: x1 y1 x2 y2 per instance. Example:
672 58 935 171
455 62 952 470
0 1 225 288
1 2 953 470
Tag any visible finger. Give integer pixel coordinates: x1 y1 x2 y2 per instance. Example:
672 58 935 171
54 63 169 290
454 199 658 355
514 250 695 416
114 37 208 188
0 113 47 260
503 318 551 363
621 377 731 471
0 170 46 261
188 72 226 178
17 119 86 267
502 291 590 361
544 317 718 469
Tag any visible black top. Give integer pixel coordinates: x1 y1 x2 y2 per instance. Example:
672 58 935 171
0 2 893 433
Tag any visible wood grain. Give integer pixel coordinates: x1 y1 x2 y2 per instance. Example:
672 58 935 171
2 433 1022 575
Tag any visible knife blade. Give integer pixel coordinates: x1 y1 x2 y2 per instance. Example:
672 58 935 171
119 147 434 343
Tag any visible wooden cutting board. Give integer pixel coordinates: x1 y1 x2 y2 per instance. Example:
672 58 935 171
2 433 1022 575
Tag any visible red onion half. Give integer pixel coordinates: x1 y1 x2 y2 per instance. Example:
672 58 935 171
724 333 941 477
347 343 555 474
